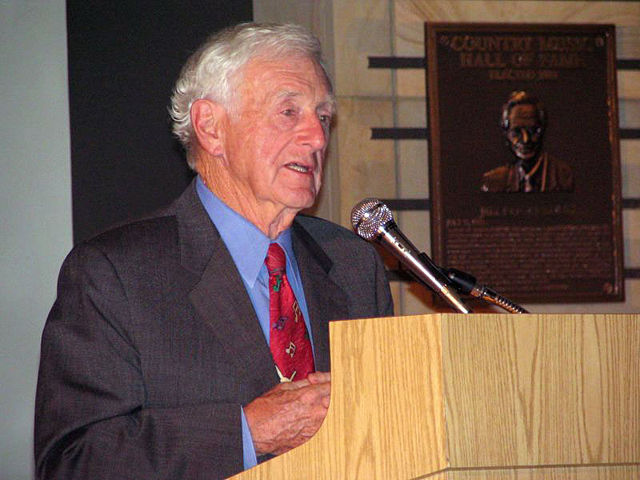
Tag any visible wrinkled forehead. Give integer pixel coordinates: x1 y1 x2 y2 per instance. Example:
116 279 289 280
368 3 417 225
238 54 335 106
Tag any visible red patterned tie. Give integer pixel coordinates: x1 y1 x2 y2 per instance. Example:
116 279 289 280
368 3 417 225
265 243 315 382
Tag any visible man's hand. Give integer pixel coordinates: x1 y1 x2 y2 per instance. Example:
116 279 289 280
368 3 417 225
243 372 330 456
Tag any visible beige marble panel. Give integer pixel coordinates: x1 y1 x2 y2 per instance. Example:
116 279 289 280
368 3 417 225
393 1 640 97
396 70 424 100
397 96 427 127
397 139 429 197
395 209 431 252
335 97 396 225
332 0 393 97
619 71 640 100
623 209 640 268
617 25 640 59
397 99 429 197
619 99 640 128
621 140 640 198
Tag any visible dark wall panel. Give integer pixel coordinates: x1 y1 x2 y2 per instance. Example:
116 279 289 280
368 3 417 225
67 1 253 243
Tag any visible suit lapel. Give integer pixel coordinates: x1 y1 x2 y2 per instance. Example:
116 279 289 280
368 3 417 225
292 220 349 372
175 182 278 394
189 241 278 392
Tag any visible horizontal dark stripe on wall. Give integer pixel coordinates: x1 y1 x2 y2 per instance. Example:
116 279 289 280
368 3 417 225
378 198 640 211
368 56 426 69
617 59 640 70
621 129 640 139
371 128 428 140
623 198 640 209
368 56 640 70
626 268 640 279
372 128 640 140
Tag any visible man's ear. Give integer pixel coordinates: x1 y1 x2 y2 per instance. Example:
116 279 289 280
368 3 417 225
190 99 227 157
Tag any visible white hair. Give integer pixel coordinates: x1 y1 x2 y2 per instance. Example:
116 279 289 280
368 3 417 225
169 22 332 168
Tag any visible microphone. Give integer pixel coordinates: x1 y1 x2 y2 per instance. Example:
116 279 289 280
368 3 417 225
351 198 471 314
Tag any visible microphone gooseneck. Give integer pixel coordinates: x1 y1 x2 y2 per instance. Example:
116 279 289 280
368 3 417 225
444 267 529 314
351 198 471 314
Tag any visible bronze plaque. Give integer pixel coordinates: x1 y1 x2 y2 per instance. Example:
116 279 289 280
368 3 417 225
426 23 623 303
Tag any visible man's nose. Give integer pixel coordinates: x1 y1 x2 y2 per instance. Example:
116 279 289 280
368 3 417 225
520 128 530 143
299 114 328 151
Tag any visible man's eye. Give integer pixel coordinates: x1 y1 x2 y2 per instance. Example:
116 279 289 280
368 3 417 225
319 114 332 125
282 109 297 117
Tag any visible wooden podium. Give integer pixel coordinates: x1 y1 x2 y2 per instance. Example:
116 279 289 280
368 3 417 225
231 314 640 479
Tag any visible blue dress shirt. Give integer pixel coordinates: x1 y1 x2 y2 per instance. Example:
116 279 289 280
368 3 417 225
195 177 314 469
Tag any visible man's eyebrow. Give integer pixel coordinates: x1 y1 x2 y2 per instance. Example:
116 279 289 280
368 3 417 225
275 90 336 112
320 94 337 112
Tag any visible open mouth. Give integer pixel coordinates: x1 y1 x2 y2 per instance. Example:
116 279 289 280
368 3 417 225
286 162 311 174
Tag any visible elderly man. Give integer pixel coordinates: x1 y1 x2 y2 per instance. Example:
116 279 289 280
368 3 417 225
35 23 393 479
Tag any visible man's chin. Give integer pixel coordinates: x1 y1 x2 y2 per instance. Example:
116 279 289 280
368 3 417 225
283 185 320 211
279 194 318 213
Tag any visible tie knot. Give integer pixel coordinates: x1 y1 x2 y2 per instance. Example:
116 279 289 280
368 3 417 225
265 243 286 274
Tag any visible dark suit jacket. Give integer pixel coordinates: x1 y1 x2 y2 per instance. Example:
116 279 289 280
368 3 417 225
34 181 393 479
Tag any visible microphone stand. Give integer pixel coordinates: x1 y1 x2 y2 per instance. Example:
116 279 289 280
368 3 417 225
416 254 529 314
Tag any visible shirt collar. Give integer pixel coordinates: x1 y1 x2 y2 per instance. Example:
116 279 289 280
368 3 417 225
196 176 294 287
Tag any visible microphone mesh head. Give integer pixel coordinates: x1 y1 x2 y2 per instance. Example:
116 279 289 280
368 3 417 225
350 198 394 240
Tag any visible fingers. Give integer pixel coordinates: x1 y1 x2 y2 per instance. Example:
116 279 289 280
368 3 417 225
278 370 330 390
306 372 330 407
244 378 332 456
306 371 330 384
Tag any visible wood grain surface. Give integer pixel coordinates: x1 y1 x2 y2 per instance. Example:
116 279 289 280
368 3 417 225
231 313 639 479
